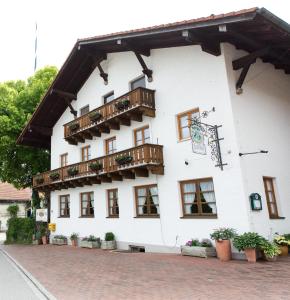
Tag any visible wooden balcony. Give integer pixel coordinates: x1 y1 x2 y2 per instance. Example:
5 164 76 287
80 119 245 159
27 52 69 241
33 144 164 191
64 87 155 145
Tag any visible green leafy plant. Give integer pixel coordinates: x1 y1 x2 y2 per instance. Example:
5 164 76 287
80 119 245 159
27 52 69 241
35 231 41 240
115 155 133 165
49 172 60 181
39 223 47 237
114 98 130 110
7 204 19 218
233 232 264 251
200 238 212 247
5 218 35 244
69 121 80 132
89 162 103 171
82 235 100 242
67 166 79 176
70 233 79 241
210 228 236 241
261 240 281 258
54 235 67 240
88 111 102 122
105 232 115 241
274 235 290 246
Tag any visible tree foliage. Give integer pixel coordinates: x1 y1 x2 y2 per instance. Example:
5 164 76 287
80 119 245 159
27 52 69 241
0 66 58 188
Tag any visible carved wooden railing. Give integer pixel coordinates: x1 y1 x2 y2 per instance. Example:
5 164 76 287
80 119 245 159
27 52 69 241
33 144 163 188
64 87 155 139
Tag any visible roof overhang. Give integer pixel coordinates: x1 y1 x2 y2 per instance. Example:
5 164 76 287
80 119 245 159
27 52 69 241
17 7 290 149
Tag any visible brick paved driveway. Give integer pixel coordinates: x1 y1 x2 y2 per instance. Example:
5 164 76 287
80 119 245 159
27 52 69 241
2 245 290 300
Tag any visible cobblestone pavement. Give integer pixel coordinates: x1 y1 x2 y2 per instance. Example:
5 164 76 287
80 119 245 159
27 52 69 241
2 245 290 300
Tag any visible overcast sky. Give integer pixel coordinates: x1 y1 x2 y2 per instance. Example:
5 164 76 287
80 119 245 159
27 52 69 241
1 0 289 82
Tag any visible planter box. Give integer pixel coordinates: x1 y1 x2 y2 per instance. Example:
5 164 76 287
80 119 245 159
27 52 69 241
80 240 100 249
181 246 216 258
52 238 67 246
101 240 117 250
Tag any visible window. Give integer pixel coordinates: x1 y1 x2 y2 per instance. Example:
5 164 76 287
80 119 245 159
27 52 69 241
81 192 94 217
106 137 116 155
135 185 159 217
107 189 119 217
134 126 150 146
177 108 200 141
180 178 217 217
263 177 279 218
131 76 146 90
104 91 114 104
81 146 91 162
59 195 70 217
80 105 90 116
60 153 68 167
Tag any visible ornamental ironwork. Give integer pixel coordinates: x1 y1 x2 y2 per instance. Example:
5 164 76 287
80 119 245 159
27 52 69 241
190 108 227 171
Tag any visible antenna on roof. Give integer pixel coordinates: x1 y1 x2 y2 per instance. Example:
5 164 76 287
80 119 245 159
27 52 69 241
34 22 38 72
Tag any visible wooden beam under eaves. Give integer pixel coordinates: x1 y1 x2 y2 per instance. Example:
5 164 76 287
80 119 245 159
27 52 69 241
134 51 153 82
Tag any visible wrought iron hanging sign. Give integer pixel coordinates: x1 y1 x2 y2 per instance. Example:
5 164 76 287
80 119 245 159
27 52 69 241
190 108 227 171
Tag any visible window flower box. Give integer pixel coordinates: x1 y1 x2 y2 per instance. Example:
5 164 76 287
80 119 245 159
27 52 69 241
52 235 68 246
69 121 80 132
114 99 130 110
115 155 133 166
89 162 103 172
80 236 101 249
181 239 216 258
49 172 60 181
88 111 102 122
67 166 79 177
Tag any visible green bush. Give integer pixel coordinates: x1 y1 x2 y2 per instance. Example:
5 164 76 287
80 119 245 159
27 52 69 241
7 204 19 218
105 232 115 241
5 217 35 244
210 228 236 241
233 232 264 251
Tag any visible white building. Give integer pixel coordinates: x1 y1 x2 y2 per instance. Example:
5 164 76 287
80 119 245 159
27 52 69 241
18 8 290 254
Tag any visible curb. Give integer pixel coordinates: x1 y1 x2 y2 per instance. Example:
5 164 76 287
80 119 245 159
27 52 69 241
0 247 57 300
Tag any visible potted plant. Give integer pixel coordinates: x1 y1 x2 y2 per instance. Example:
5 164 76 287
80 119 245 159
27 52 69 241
52 235 68 246
67 166 79 176
70 233 79 247
80 235 101 249
49 172 60 181
233 232 263 263
181 238 216 258
274 235 290 256
261 240 281 261
114 98 130 110
115 155 133 166
88 111 102 122
101 232 117 250
40 224 48 245
210 228 236 262
89 162 103 172
69 121 80 132
33 231 42 245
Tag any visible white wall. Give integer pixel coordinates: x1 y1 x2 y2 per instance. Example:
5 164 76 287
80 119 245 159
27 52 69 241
50 45 252 251
224 43 290 239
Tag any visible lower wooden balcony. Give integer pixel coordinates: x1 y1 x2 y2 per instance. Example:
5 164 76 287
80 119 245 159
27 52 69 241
64 87 155 145
33 144 164 191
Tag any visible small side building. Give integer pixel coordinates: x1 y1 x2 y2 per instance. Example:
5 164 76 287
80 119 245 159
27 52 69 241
0 182 31 231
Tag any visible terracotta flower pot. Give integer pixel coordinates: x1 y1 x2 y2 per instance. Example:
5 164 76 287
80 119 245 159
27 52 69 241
215 240 232 262
279 245 288 256
244 248 257 263
71 239 77 247
42 236 47 245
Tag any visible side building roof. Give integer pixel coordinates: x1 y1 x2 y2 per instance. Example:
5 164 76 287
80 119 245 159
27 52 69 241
0 182 31 202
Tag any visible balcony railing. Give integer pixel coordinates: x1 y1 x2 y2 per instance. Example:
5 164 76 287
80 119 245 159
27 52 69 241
64 87 155 145
33 144 164 191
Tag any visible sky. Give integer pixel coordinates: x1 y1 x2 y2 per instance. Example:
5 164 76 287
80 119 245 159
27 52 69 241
0 0 289 82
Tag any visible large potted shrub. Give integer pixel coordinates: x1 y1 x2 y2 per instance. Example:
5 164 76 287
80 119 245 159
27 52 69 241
233 232 263 263
101 232 117 250
210 228 236 262
261 240 281 261
181 238 216 258
80 235 101 249
274 235 290 256
70 233 79 247
52 235 68 246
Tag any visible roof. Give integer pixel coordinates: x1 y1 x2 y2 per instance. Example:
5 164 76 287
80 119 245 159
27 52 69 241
17 7 290 149
0 182 31 202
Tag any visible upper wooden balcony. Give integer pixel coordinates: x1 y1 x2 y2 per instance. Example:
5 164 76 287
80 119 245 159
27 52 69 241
64 87 155 145
33 143 164 191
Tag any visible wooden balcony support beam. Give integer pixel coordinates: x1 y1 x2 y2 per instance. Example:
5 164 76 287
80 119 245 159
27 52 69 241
115 116 131 126
74 135 85 143
150 166 164 175
235 63 251 93
126 112 143 122
134 168 149 177
67 137 78 145
108 173 123 181
105 120 120 130
88 128 101 137
98 176 112 183
79 131 93 140
98 124 110 134
119 170 135 179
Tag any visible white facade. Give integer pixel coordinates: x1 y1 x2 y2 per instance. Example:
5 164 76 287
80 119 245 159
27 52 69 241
49 43 290 253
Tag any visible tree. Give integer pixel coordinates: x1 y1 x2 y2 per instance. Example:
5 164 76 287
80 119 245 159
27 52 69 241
0 66 58 188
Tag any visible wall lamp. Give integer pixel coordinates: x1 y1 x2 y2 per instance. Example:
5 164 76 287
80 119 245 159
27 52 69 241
239 150 268 157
